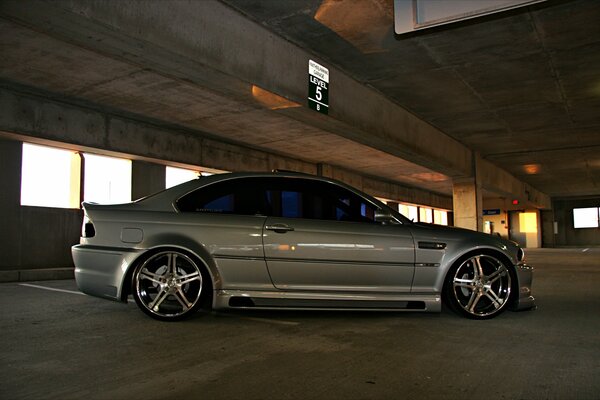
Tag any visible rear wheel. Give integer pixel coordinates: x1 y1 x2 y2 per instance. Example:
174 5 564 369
132 250 207 321
445 254 512 319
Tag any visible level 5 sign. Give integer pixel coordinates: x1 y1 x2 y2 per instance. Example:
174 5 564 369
308 59 329 115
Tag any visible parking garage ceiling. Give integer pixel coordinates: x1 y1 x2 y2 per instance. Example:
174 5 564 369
224 0 600 198
0 0 599 200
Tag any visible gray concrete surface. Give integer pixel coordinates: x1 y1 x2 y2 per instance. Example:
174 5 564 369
1 248 598 400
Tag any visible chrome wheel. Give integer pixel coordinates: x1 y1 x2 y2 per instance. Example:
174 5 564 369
449 254 512 319
133 250 204 320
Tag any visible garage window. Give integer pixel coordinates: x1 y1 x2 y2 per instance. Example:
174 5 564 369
573 207 600 228
399 204 418 222
83 153 131 204
434 209 448 225
166 166 200 188
21 143 81 209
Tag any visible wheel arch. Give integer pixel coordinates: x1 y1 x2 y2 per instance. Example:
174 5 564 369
120 239 220 304
441 247 519 308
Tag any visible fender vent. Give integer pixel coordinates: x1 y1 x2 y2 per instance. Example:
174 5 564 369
418 241 446 250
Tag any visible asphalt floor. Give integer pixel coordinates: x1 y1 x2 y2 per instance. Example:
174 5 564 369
1 248 599 399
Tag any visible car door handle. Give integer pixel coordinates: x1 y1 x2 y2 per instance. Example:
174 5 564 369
265 224 295 233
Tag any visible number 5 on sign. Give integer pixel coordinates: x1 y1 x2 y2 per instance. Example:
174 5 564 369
308 59 329 115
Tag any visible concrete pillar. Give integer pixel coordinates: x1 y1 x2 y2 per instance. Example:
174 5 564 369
132 160 166 200
0 138 22 268
453 177 483 232
453 151 484 231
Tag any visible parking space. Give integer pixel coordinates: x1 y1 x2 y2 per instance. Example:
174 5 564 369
1 248 599 400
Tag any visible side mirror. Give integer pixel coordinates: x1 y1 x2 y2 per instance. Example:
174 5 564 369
375 210 396 225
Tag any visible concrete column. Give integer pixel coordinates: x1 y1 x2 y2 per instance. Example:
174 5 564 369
453 177 483 232
132 160 166 200
453 151 484 231
0 138 22 269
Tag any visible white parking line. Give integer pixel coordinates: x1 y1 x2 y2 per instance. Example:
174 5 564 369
19 284 300 325
19 283 85 296
215 312 299 326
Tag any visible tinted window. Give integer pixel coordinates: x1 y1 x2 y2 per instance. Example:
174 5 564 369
176 176 378 223
266 178 377 223
176 178 270 215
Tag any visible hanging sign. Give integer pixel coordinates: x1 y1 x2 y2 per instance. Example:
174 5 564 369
483 209 501 216
308 59 329 115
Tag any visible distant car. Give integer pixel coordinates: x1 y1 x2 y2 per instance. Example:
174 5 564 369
72 171 534 321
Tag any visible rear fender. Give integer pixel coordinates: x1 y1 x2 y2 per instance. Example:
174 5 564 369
120 234 221 301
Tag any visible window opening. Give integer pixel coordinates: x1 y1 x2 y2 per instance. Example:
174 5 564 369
166 166 200 188
21 143 81 208
573 207 600 228
83 153 131 204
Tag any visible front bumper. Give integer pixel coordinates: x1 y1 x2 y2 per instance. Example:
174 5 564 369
72 244 143 302
511 262 536 311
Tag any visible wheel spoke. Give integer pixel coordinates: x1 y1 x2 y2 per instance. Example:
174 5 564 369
473 256 484 280
175 289 193 310
487 266 507 284
485 288 505 309
139 270 163 285
178 271 201 286
148 289 170 311
454 277 476 288
167 253 177 275
466 291 482 312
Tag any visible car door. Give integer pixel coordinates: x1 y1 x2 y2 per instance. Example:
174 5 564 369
175 177 272 290
262 178 415 293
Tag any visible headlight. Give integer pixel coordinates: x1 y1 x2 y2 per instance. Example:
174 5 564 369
82 214 95 238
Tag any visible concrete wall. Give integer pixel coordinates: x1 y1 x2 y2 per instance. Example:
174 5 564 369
0 82 453 209
541 209 556 248
482 197 547 248
553 197 600 247
482 198 510 239
0 139 82 274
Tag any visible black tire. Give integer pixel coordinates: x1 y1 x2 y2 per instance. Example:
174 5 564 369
444 253 513 319
132 249 210 321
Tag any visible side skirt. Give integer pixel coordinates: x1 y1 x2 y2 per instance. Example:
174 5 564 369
214 290 442 312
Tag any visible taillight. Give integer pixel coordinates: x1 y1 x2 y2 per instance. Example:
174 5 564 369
82 215 95 238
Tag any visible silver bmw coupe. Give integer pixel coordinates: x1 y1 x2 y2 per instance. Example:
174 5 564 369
72 171 535 321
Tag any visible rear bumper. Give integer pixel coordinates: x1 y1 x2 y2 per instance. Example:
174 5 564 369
72 244 143 302
512 262 536 311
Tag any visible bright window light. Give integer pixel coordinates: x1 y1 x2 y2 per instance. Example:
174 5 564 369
399 203 418 222
573 207 599 229
419 207 433 223
83 153 131 204
166 166 200 188
21 143 81 208
519 212 538 233
434 209 448 226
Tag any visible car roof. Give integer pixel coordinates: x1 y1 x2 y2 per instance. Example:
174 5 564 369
136 171 347 211
84 171 403 219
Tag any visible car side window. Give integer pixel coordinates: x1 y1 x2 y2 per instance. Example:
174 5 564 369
176 178 270 216
266 178 377 223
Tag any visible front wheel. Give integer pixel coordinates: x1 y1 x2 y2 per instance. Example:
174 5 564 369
132 250 208 321
444 254 513 319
